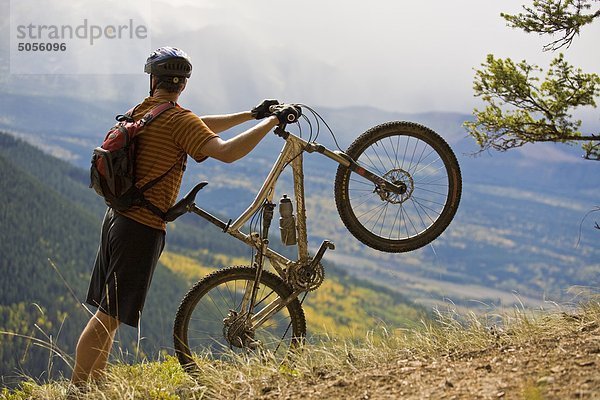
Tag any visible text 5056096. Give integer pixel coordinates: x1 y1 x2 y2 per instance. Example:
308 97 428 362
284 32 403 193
18 42 66 51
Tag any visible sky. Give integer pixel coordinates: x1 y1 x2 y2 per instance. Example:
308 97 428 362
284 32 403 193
1 0 599 117
148 0 600 114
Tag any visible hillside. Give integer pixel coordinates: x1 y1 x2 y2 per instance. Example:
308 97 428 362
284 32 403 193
0 133 193 383
0 133 427 385
3 302 599 399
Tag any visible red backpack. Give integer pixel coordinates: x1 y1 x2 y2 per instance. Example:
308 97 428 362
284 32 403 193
90 102 178 218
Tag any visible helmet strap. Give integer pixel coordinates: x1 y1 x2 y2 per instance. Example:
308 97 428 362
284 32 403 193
149 74 160 97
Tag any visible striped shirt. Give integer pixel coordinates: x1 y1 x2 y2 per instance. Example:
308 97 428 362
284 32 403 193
118 96 218 231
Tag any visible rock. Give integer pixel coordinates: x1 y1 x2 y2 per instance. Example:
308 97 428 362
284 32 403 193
537 376 555 385
576 360 595 367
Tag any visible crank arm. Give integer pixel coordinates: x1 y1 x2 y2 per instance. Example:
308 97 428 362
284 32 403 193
249 240 334 329
308 240 335 272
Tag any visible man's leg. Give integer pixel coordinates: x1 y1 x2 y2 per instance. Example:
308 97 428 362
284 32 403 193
89 326 117 381
71 310 120 385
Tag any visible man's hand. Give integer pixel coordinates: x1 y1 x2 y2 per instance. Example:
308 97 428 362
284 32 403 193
251 99 279 120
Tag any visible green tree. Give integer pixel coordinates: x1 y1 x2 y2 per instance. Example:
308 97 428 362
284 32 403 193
465 0 600 160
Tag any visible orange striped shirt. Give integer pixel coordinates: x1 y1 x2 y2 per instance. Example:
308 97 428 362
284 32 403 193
118 96 218 230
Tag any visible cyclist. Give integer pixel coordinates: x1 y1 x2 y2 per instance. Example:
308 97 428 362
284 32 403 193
71 46 298 387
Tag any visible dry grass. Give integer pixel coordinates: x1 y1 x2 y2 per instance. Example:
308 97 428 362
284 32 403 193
2 300 599 399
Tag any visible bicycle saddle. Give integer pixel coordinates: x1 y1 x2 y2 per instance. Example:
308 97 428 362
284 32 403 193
164 182 208 222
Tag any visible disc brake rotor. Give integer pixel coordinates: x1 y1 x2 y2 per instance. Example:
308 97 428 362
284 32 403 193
374 168 414 204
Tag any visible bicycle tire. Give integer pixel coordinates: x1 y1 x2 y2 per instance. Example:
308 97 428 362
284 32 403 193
173 266 306 374
334 121 462 253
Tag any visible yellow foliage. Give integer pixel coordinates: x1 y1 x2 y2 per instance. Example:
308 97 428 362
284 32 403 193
302 278 408 338
159 252 216 281
160 251 420 339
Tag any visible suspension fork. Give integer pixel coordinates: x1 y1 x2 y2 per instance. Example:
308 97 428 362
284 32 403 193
239 202 275 318
303 140 406 195
249 202 275 314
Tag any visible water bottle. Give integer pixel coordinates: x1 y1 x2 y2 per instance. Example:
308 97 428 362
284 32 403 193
279 194 297 245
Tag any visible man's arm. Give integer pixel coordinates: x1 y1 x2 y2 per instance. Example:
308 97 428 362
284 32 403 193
200 111 254 134
201 98 279 133
200 116 279 163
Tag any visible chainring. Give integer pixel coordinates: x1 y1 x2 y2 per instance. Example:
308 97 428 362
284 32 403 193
287 261 325 292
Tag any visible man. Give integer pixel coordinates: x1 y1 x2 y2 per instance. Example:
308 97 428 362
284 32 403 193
71 46 297 386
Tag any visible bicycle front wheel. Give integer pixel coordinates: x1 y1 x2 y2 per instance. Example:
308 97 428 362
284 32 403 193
334 121 462 253
173 266 306 374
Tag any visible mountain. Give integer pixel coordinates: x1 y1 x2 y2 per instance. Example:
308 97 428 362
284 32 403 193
1 90 599 310
0 94 600 307
0 132 426 386
4 91 596 307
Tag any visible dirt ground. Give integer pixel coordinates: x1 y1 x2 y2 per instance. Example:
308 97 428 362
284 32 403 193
256 317 600 399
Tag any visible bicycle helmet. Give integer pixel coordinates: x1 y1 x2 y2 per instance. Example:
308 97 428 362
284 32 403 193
144 47 192 78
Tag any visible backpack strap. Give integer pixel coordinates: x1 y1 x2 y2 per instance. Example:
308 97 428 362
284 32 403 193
115 101 174 124
138 154 186 220
116 104 140 123
139 101 176 126
139 154 185 193
129 101 179 220
134 101 180 193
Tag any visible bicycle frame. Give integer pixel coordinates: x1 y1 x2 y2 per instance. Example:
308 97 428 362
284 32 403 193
187 125 402 330
191 127 348 271
173 113 464 370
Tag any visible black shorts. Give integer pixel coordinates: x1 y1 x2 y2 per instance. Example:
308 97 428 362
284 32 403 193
86 209 165 328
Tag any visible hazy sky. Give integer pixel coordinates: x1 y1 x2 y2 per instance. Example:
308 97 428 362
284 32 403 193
1 0 599 116
148 0 600 114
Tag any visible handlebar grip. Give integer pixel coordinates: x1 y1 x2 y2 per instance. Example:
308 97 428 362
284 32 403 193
269 104 301 123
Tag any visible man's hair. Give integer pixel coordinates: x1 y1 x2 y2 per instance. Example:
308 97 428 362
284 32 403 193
155 76 186 94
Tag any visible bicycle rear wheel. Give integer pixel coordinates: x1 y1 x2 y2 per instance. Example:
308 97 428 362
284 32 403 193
173 266 306 374
334 121 461 253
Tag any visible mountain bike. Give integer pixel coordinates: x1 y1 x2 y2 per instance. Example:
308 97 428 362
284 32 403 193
167 104 462 374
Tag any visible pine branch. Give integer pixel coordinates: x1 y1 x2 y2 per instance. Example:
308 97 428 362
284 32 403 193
501 0 600 51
